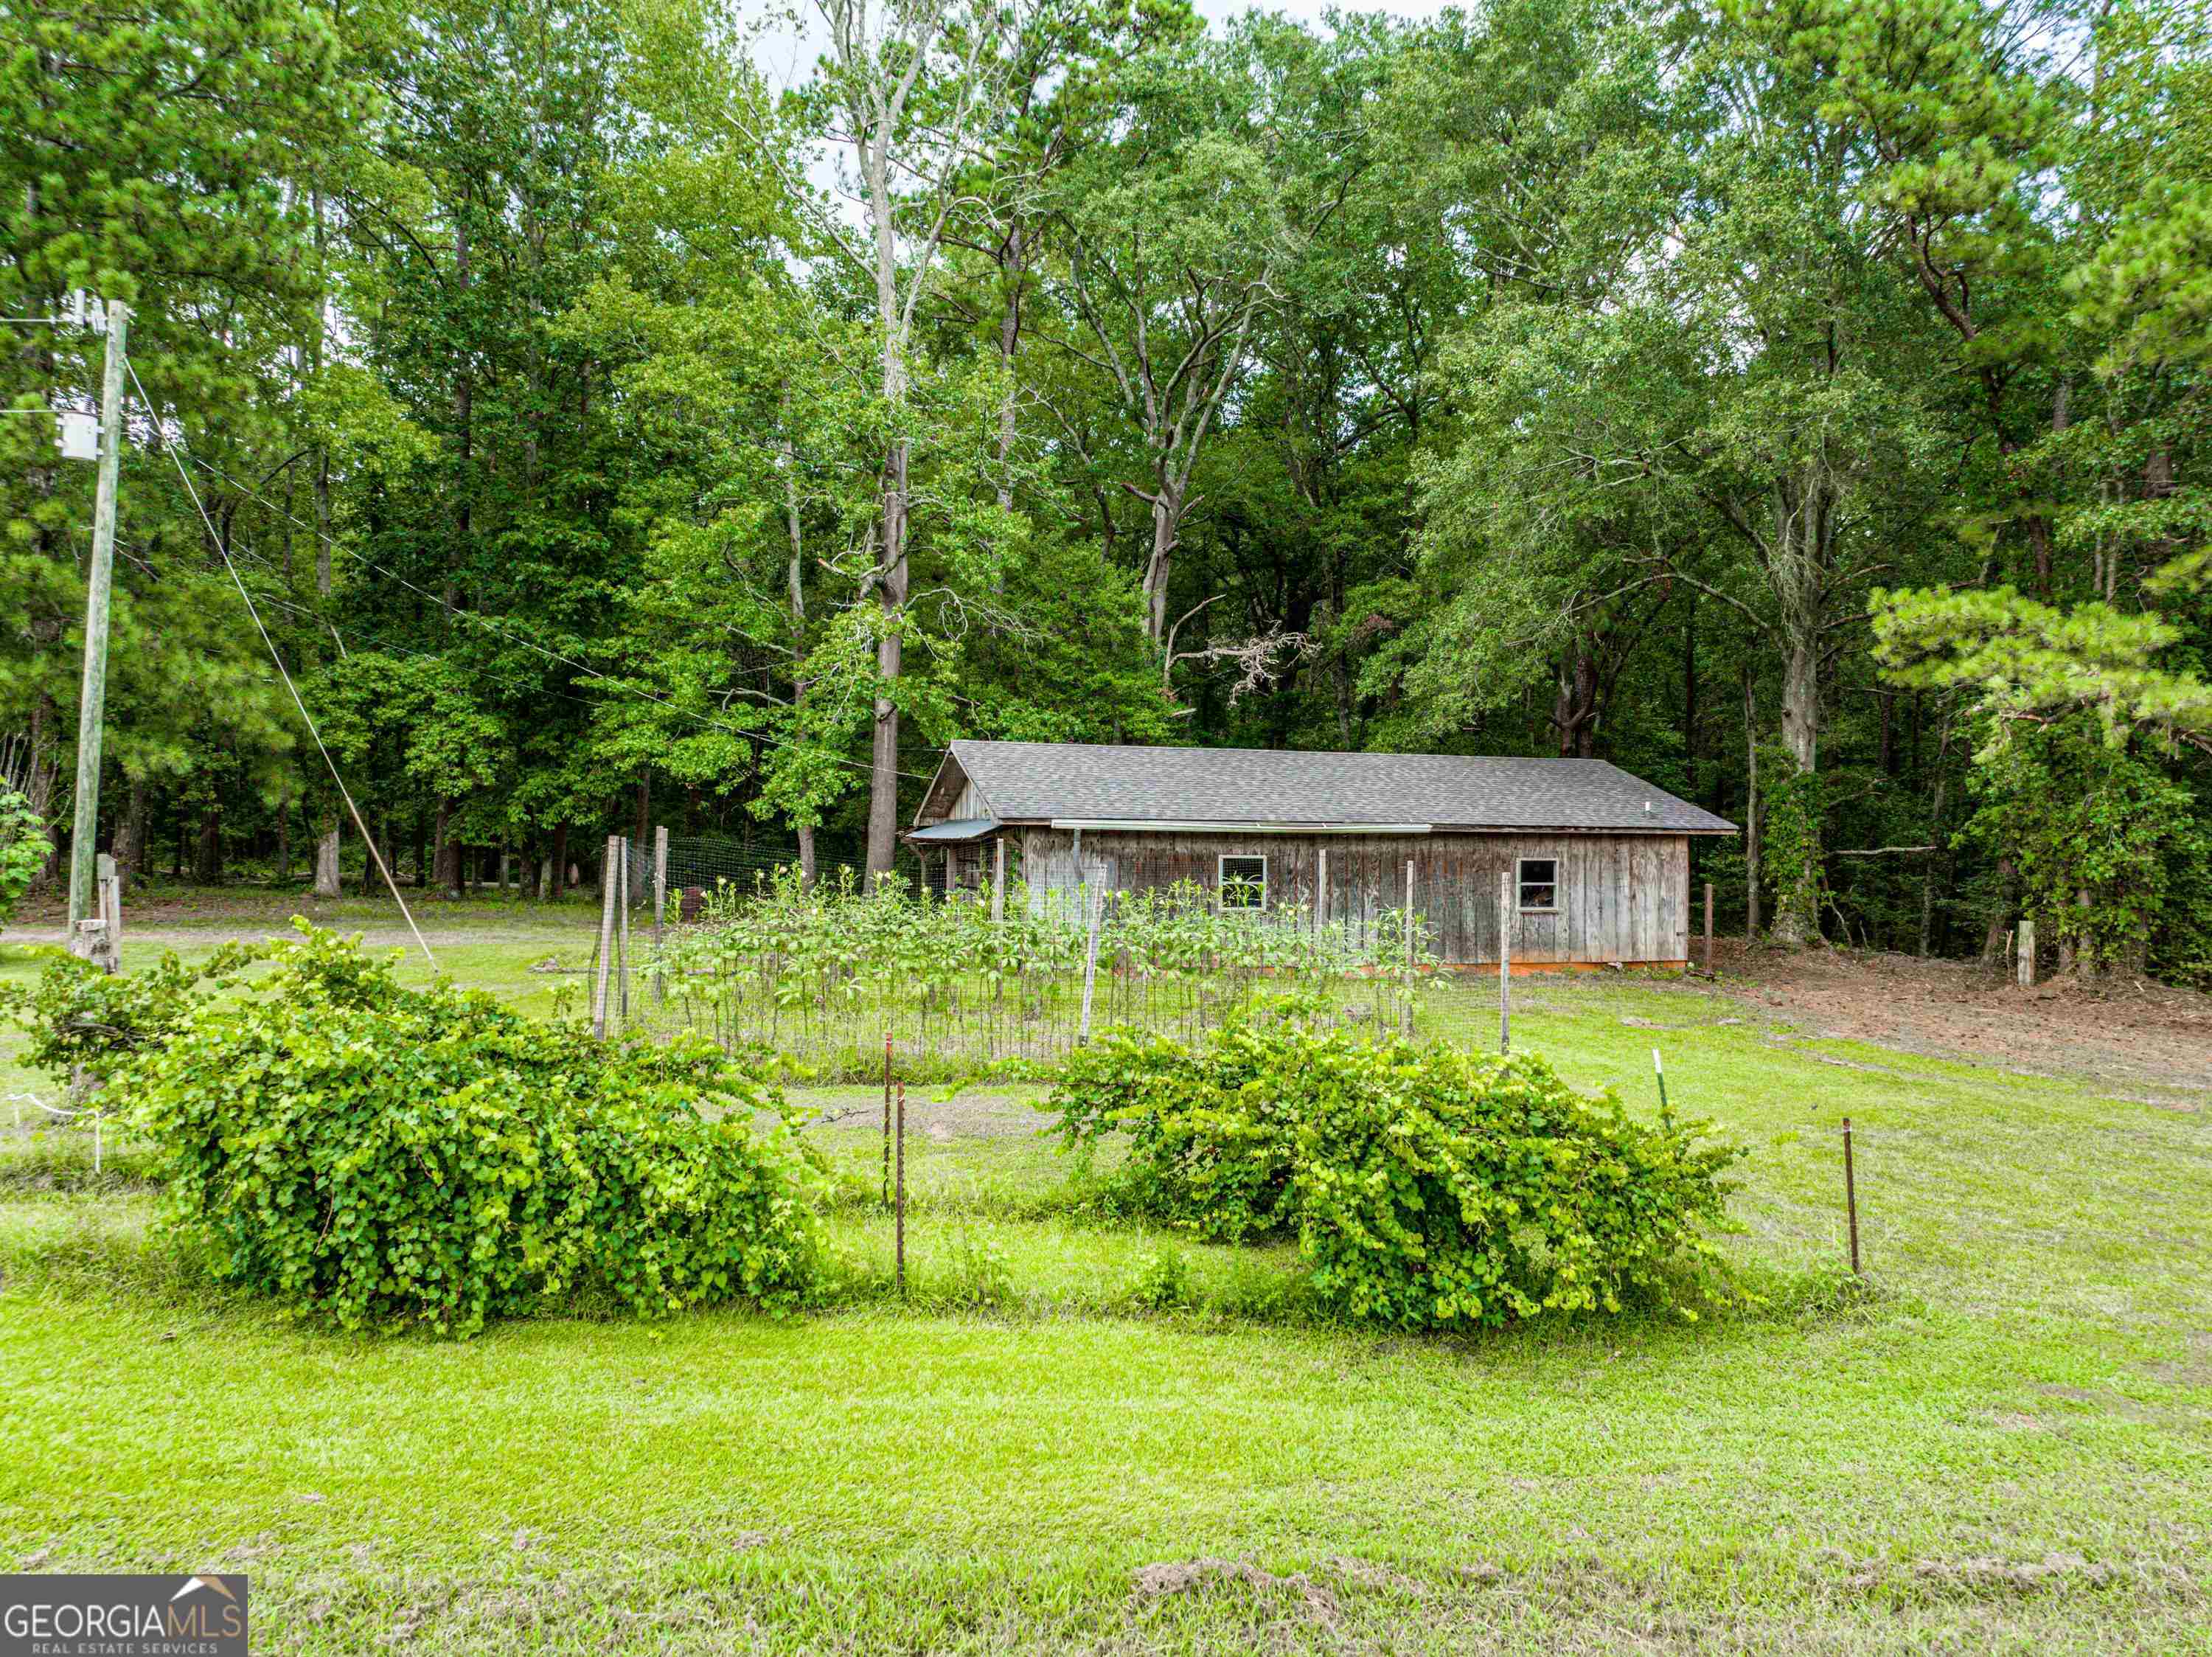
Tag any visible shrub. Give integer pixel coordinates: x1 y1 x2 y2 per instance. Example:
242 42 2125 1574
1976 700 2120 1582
1 943 262 1092
1046 1006 1745 1330
1127 1240 1192 1311
127 923 826 1335
0 785 50 934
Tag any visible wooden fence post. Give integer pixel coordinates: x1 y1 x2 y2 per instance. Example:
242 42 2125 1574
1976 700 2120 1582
1498 869 1512 1055
616 836 631 1021
1402 858 1416 1037
591 834 619 1036
653 824 669 942
99 852 121 973
2017 918 2036 988
991 836 1005 924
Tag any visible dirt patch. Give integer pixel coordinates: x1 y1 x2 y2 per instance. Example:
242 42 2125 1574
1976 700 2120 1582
1131 1558 1339 1622
1909 1554 2120 1596
1708 938 2212 1104
1321 1555 1427 1599
796 1089 1045 1139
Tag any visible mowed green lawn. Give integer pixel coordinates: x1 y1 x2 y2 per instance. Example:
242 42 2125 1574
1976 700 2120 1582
1 900 2207 1653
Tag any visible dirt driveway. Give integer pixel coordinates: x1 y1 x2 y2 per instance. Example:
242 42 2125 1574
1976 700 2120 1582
1711 937 2211 1108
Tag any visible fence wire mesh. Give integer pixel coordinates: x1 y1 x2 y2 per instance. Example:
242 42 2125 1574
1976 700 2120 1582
582 835 1436 1079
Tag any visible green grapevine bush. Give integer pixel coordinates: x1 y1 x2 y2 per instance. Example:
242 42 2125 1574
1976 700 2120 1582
128 924 826 1335
1 942 262 1091
1046 1006 1745 1329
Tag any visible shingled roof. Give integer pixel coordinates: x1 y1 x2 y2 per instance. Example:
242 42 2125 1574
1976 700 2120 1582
928 741 1736 835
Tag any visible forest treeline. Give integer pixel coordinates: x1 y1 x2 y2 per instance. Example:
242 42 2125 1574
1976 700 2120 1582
3 0 2208 978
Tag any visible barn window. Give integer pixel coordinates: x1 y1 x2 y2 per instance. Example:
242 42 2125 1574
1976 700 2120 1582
1517 856 1559 912
1218 854 1267 909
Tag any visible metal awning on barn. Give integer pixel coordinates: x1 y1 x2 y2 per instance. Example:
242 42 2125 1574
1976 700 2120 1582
905 816 1001 844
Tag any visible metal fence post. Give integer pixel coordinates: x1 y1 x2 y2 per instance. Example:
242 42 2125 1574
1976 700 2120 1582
1402 857 1416 1038
1079 883 1105 1042
1843 1116 1862 1274
894 1080 907 1298
1498 868 1512 1055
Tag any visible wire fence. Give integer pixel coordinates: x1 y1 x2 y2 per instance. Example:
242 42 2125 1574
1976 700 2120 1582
581 834 1433 1079
658 830 924 917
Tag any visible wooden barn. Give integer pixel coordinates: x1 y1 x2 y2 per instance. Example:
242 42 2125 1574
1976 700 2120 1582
907 740 1736 970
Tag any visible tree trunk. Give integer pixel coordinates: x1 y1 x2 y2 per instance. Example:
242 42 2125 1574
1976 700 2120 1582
1554 650 1599 758
866 436 911 881
312 188 335 603
549 821 568 898
1918 705 1952 957
1681 592 1698 802
192 805 223 884
314 816 341 897
21 698 61 900
780 389 818 891
1743 669 1761 939
435 800 462 898
2063 888 2096 979
1768 626 1822 948
1981 855 2018 963
115 775 148 890
449 214 472 630
994 226 1024 521
1142 487 1181 647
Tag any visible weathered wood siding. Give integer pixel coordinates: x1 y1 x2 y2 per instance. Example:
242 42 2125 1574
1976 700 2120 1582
915 756 987 824
1013 828 1688 965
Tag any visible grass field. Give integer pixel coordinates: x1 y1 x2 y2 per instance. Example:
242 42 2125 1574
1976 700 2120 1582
1 900 2207 1653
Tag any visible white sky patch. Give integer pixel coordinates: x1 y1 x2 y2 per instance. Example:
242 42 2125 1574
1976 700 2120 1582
741 0 1467 98
741 0 1465 242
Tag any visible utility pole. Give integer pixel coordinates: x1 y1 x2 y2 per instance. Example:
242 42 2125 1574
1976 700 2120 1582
67 298 128 929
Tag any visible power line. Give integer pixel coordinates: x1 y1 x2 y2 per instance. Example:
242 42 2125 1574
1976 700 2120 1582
126 358 439 973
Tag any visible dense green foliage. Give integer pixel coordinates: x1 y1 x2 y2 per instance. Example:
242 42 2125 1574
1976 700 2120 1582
4 0 2208 977
127 926 824 1334
1046 1006 1744 1328
0 787 49 930
0 941 257 1088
